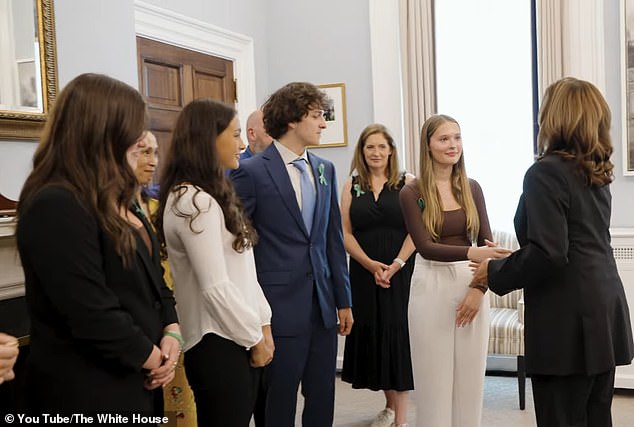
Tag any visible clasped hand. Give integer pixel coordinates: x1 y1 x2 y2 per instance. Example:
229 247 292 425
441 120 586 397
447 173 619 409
0 333 19 385
367 260 401 288
144 333 182 390
250 325 274 368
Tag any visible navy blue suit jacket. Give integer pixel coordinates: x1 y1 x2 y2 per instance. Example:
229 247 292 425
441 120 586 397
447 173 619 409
231 143 351 337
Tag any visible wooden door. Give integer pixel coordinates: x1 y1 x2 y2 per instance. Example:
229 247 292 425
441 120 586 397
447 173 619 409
136 37 236 181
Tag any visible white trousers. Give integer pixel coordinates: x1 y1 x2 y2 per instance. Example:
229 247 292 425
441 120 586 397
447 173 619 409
408 256 489 427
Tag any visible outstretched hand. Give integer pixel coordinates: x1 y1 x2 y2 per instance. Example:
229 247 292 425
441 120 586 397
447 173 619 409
467 240 512 263
470 258 490 289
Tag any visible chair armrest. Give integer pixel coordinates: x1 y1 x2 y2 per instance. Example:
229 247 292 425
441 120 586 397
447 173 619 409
518 293 524 325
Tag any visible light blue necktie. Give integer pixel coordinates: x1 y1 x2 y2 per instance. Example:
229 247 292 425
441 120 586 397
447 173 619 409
292 158 316 234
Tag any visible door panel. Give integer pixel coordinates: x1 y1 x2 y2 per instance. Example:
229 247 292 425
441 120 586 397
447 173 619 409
194 70 226 100
142 61 183 109
137 37 235 182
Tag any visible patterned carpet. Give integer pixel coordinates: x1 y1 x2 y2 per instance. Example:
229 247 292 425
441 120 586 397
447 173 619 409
330 373 634 427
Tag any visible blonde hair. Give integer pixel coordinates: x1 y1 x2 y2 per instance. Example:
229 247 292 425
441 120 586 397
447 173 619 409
538 77 613 186
349 124 401 191
417 115 479 242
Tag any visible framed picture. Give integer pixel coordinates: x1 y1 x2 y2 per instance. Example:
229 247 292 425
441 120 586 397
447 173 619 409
621 0 634 175
310 83 348 148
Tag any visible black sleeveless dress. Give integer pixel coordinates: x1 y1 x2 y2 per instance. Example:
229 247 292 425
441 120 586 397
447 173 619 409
341 175 415 391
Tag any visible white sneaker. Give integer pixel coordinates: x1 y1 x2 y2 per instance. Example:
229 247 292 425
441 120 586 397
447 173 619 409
370 408 395 427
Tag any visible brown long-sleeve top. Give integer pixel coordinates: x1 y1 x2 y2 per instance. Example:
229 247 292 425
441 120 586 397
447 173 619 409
399 179 492 262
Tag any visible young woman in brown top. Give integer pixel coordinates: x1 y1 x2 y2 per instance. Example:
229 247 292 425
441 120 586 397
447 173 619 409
399 114 510 427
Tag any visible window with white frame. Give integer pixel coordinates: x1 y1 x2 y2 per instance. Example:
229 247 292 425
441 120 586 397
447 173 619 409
434 0 535 232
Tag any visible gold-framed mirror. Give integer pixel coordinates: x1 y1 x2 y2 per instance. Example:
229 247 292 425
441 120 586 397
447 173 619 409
0 0 57 140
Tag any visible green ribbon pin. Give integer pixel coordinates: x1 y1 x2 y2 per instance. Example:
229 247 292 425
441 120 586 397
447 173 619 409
318 163 328 185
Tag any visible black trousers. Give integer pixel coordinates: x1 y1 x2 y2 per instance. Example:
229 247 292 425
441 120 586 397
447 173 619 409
531 368 615 427
184 333 260 427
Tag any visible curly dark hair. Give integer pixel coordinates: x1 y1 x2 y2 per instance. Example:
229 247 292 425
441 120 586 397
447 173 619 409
156 99 257 253
262 82 327 139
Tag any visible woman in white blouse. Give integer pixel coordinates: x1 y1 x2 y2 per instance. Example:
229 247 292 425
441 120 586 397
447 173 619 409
156 99 273 427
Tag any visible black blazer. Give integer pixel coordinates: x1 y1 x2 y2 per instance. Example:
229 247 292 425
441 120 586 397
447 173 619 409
17 186 178 413
488 155 634 376
488 155 634 375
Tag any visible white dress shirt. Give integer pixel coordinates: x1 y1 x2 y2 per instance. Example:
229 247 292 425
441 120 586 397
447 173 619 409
164 185 272 351
274 140 316 210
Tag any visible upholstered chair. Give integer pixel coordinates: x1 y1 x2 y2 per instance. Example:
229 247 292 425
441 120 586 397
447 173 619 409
488 229 525 410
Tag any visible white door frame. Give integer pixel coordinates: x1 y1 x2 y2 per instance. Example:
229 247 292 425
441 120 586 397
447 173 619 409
134 0 257 123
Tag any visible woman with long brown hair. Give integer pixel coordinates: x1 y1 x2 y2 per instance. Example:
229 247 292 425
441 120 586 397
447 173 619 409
340 124 415 427
472 77 634 426
157 99 273 426
17 73 181 415
399 114 511 427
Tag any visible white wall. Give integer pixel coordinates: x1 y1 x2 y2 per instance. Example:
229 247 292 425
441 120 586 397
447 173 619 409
55 0 138 87
0 141 37 200
141 0 270 104
605 0 634 227
0 0 141 201
265 0 374 193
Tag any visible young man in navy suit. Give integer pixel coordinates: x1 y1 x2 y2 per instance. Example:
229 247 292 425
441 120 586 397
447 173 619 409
231 82 353 427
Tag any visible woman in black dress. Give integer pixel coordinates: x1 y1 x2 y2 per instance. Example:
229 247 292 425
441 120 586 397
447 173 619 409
341 124 416 427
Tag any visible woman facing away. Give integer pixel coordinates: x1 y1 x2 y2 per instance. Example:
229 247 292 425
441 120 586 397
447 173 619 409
16 73 181 417
341 124 416 427
399 114 511 427
156 99 273 427
472 77 634 427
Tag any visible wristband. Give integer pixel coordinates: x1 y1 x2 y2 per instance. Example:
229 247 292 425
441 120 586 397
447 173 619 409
163 331 184 349
393 257 406 268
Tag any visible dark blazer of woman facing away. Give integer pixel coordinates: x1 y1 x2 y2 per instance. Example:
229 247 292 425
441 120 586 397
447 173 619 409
17 73 181 416
472 77 634 427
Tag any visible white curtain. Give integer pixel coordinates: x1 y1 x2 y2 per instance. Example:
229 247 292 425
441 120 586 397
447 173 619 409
398 0 436 175
536 0 564 99
537 0 605 98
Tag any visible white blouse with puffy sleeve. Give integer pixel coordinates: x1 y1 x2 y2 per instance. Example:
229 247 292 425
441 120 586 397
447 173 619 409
163 185 271 351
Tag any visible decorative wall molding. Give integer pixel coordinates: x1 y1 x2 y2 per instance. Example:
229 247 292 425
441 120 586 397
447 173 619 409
133 0 256 122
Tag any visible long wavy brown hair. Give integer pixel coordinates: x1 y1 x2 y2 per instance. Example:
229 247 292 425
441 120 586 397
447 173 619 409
418 115 479 242
538 77 613 186
349 124 401 191
18 73 146 265
156 99 257 253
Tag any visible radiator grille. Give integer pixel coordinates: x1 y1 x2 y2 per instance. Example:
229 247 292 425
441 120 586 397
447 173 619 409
613 246 634 261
